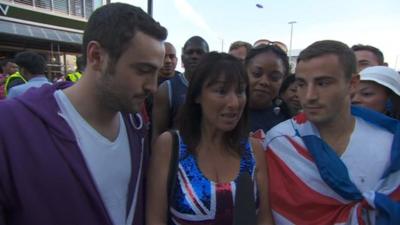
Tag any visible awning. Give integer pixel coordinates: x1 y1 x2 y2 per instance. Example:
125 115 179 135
0 19 82 45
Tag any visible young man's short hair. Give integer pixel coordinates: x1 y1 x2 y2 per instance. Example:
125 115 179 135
182 36 209 52
351 44 384 65
82 3 167 67
297 40 356 80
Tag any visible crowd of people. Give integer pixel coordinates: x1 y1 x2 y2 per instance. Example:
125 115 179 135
0 53 84 99
0 2 399 225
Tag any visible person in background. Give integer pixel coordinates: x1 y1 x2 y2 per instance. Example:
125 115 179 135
0 58 19 99
143 42 183 146
0 59 18 77
278 74 301 117
245 44 290 138
351 44 385 72
350 44 400 117
352 65 400 119
66 56 84 82
152 36 209 144
0 3 166 224
147 52 274 225
158 42 182 85
265 40 400 225
7 51 51 98
3 58 27 97
228 40 252 62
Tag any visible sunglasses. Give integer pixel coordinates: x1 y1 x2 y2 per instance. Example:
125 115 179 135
253 39 288 53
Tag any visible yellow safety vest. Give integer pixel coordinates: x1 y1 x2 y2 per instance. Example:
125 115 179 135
4 72 27 96
66 72 82 82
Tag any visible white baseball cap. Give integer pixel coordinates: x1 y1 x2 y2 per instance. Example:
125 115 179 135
359 66 400 96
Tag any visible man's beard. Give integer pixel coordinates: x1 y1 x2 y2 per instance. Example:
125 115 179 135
95 63 130 113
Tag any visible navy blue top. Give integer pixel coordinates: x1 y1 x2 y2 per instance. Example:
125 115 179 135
158 71 182 86
167 73 188 128
249 105 289 133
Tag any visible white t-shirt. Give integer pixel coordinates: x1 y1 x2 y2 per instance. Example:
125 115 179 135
54 90 133 225
341 116 393 193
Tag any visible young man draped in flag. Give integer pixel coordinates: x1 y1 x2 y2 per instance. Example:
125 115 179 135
264 40 400 225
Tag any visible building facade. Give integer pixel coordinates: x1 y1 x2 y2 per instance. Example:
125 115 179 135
0 0 104 79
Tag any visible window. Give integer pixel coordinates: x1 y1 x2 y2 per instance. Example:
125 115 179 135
53 0 68 14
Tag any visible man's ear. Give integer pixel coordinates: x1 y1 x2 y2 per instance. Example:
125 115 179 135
86 41 106 71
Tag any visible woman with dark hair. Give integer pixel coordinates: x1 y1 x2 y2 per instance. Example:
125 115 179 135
278 74 302 117
245 45 291 136
146 52 274 225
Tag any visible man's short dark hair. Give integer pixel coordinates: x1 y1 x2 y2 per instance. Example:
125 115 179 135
297 40 356 79
14 51 46 75
351 44 384 65
229 41 252 52
182 36 209 52
82 3 167 66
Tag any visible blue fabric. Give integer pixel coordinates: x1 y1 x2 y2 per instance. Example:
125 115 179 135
302 135 363 200
386 99 393 114
374 193 400 225
299 106 400 224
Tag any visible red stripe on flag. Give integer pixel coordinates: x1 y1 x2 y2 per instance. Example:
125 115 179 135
356 204 367 225
266 149 354 225
389 185 400 201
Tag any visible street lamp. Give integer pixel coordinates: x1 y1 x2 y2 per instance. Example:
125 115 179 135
218 37 224 52
288 21 297 61
147 0 153 17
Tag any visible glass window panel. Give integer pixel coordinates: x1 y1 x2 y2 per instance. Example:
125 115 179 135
53 0 68 14
70 0 83 17
84 0 93 19
15 0 33 6
35 0 51 9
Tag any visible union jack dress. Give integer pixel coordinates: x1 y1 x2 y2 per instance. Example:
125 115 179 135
169 134 258 225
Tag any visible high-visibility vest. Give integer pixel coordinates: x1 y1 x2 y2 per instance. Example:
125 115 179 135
4 72 27 96
66 72 82 82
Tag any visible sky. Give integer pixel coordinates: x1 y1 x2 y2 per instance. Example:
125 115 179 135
112 0 400 71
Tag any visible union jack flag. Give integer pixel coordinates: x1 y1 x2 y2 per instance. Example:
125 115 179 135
264 106 400 225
